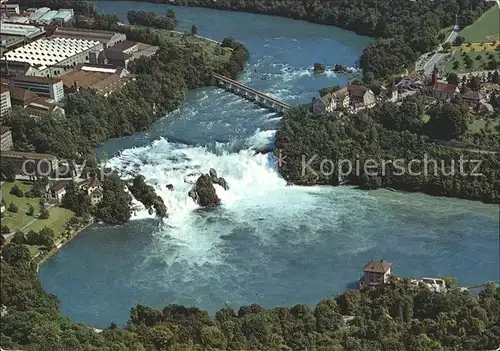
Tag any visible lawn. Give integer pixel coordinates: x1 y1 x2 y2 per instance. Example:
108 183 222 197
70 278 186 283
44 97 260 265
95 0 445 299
130 26 232 63
28 206 73 239
443 50 500 74
469 119 500 134
1 181 44 231
1 180 73 237
459 5 500 42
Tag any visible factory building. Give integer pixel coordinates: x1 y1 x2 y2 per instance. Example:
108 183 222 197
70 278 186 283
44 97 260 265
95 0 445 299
52 27 126 49
9 75 65 102
1 37 104 77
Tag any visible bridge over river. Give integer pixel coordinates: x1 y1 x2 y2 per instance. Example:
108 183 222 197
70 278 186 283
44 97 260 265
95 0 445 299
212 73 292 113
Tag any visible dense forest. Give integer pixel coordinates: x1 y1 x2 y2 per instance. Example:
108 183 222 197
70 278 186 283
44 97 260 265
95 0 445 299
127 9 178 30
276 96 499 204
1 247 500 350
106 0 492 79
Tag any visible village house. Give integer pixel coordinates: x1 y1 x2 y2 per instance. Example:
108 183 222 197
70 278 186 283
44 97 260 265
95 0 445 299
359 259 392 289
347 85 376 111
45 177 104 205
312 87 349 114
80 176 103 205
461 89 481 107
387 86 399 102
45 179 71 203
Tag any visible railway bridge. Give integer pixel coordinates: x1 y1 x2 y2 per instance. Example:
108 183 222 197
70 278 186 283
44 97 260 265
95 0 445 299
212 73 291 113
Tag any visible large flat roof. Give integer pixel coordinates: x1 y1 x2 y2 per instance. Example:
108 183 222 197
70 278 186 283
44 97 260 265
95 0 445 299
2 37 101 67
28 7 50 21
0 22 43 37
53 28 120 42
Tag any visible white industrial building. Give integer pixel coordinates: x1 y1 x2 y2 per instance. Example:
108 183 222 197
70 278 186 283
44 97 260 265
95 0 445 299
28 7 50 22
0 22 44 38
2 37 104 77
1 3 20 15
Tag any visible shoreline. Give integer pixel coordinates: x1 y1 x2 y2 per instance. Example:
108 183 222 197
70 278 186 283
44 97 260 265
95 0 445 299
35 220 94 271
94 0 377 38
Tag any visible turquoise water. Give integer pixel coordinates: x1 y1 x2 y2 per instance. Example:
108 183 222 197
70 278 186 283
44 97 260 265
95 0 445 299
38 2 499 328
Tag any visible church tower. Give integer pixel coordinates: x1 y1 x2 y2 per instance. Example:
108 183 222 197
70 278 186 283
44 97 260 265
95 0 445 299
432 64 439 88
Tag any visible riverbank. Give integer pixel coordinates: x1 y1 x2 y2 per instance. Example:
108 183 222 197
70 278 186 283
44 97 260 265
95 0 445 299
276 105 499 204
93 0 491 79
34 219 94 271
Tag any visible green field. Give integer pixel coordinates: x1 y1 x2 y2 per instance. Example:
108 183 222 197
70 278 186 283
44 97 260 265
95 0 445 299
1 181 73 238
469 119 500 134
459 6 500 42
131 26 232 63
2 181 45 231
444 50 500 74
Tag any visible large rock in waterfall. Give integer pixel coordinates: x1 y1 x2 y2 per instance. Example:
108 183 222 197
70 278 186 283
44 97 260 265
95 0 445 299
313 62 325 73
188 169 228 208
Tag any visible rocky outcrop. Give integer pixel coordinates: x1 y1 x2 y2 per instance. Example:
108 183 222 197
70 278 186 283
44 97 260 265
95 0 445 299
209 168 229 191
128 175 167 217
313 63 325 73
188 169 228 208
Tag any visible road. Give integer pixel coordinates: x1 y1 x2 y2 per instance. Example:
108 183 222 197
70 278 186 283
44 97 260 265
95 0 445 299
416 26 459 75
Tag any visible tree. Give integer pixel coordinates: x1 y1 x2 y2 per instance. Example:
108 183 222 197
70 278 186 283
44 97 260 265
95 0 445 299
11 231 26 244
425 102 470 140
26 203 34 216
9 185 24 197
8 202 18 213
39 206 50 219
1 243 31 263
96 174 131 224
468 76 481 91
446 72 459 85
1 225 10 234
38 227 55 248
442 42 451 51
191 24 198 35
0 159 16 182
62 181 92 217
26 229 38 245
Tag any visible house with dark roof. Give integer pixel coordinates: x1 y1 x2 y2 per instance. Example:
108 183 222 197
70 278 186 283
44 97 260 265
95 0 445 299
97 49 133 67
8 86 40 106
432 82 459 100
80 176 103 205
107 40 138 54
312 87 349 114
347 84 375 111
359 259 392 289
461 89 481 107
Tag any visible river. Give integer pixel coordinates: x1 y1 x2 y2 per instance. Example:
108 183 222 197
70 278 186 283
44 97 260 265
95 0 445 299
38 1 499 328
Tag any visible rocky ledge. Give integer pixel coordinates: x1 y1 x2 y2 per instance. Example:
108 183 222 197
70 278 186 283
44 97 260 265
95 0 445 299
188 168 228 208
128 175 167 217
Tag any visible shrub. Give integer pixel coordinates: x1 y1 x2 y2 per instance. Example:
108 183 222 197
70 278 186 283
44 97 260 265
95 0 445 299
39 207 50 219
26 204 34 216
1 225 10 234
8 202 18 213
9 185 24 197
